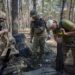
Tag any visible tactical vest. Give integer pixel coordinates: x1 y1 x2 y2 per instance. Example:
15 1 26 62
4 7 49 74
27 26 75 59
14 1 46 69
32 18 46 35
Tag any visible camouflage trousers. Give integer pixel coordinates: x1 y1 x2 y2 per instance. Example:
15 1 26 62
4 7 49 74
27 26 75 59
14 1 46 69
32 36 45 59
64 46 75 66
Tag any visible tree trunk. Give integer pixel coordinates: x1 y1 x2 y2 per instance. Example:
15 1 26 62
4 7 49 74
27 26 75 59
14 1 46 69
42 0 44 13
3 0 12 31
71 0 74 22
11 0 19 35
74 0 75 23
33 0 36 10
18 0 23 30
69 0 72 20
26 0 30 28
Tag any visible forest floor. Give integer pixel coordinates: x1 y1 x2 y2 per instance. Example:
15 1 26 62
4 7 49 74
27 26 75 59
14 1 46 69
18 29 75 75
0 28 75 75
24 28 75 75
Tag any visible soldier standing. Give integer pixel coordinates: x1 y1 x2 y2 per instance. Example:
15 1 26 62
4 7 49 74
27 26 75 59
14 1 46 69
30 10 50 62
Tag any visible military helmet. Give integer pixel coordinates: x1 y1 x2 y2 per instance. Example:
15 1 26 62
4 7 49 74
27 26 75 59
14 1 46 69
30 10 37 17
0 11 6 21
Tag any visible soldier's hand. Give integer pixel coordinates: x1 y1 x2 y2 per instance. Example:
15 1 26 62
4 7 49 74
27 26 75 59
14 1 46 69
47 35 51 40
60 28 68 36
60 28 65 32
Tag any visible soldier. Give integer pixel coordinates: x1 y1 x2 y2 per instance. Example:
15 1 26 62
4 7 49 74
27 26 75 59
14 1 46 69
0 11 19 56
30 10 50 62
0 11 8 56
49 20 75 73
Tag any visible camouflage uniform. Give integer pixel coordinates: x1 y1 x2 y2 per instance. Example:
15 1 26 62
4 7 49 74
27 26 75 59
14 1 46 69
0 11 19 56
53 27 75 68
0 11 7 56
30 17 49 60
59 19 75 66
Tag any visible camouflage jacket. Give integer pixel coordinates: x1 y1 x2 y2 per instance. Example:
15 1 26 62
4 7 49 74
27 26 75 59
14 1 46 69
30 18 49 38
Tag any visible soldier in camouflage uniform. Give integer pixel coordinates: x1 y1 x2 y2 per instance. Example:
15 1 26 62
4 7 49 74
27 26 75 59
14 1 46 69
48 20 75 71
30 10 50 61
0 11 8 56
0 11 19 56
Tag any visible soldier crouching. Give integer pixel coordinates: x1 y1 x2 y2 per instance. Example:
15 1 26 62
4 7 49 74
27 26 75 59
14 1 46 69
48 19 75 72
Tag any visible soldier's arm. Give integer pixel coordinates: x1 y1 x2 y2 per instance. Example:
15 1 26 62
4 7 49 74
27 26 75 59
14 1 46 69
65 31 75 36
60 28 75 36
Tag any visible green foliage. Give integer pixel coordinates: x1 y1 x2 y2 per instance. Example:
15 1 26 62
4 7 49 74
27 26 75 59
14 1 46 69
37 0 61 20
